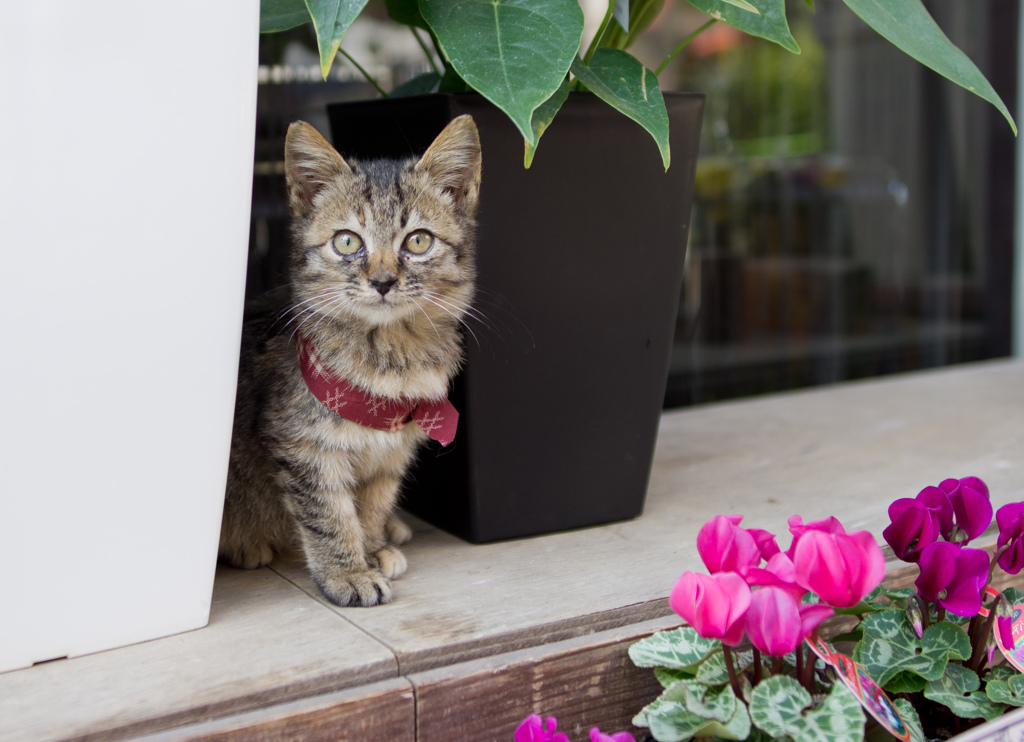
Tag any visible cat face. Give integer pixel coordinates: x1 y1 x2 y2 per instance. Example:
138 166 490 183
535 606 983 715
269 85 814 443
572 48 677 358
284 117 481 328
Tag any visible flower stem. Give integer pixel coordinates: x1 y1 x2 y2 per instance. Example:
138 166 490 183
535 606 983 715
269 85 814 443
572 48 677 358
338 48 388 97
914 594 931 631
655 18 716 76
989 544 1009 584
722 645 743 701
752 648 763 686
969 594 1001 673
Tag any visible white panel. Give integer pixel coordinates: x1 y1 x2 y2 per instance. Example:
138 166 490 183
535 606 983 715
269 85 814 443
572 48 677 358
0 0 259 671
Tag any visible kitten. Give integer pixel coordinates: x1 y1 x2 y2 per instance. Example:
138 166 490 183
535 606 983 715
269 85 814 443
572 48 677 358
220 115 481 607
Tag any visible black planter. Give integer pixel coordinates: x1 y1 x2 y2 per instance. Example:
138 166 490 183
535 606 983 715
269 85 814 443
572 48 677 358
328 92 704 542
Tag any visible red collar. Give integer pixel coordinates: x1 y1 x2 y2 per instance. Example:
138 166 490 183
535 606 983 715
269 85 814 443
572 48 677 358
297 334 458 446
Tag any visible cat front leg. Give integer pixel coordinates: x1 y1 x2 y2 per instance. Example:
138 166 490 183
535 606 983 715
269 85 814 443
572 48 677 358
355 473 409 580
286 480 394 607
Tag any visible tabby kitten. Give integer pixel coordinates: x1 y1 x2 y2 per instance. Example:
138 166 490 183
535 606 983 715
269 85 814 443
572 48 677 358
220 115 481 607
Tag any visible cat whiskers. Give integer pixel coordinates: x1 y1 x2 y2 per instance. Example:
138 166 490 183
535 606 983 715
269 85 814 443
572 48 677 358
418 291 482 349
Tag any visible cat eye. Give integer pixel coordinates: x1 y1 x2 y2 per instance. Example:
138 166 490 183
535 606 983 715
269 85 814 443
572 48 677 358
332 231 364 258
403 230 434 255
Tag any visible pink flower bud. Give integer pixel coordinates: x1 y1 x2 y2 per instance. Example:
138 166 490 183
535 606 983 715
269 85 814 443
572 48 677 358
670 571 751 646
697 515 761 576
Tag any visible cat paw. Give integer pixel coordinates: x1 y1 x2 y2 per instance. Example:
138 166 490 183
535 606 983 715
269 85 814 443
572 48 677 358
314 569 393 607
375 545 408 579
222 542 274 570
386 515 413 545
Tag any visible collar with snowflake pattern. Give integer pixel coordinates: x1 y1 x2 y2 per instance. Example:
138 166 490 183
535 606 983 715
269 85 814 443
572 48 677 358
297 334 458 446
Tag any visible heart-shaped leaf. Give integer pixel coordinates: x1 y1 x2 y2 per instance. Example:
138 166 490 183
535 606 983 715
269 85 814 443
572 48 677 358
422 0 583 146
655 666 697 688
569 49 670 169
925 663 1005 720
261 0 312 32
384 0 428 28
305 0 372 78
638 681 751 741
884 671 927 694
686 0 799 53
749 675 865 742
854 610 971 687
525 78 571 167
629 627 719 671
986 673 1024 706
841 0 1015 134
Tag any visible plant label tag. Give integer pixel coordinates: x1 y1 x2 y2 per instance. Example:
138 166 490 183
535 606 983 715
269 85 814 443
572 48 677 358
979 586 1024 673
806 634 911 742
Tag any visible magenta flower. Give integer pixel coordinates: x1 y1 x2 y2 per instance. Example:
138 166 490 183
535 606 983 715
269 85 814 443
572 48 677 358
589 727 637 742
997 502 1024 575
938 477 992 544
696 515 761 576
996 598 1017 651
747 528 781 561
670 571 751 646
515 715 570 742
742 585 834 656
915 541 990 616
883 492 947 562
790 524 885 608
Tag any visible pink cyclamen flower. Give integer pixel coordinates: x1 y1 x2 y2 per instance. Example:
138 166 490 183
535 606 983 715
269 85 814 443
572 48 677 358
883 493 947 563
915 541 990 616
589 727 637 742
697 515 761 576
997 502 1024 575
747 528 782 561
742 585 834 656
938 477 992 544
670 571 751 646
790 523 885 608
515 715 571 742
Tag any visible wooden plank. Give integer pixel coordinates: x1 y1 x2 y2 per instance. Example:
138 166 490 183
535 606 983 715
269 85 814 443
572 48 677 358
408 615 681 742
130 678 414 742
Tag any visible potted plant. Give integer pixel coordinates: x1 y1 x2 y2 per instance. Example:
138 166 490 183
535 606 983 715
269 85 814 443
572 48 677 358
629 476 1024 741
257 0 1015 542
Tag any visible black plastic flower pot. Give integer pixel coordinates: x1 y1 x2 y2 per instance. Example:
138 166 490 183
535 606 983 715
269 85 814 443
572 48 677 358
328 91 704 542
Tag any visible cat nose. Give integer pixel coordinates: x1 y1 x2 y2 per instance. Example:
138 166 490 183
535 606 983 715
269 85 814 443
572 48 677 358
370 273 398 296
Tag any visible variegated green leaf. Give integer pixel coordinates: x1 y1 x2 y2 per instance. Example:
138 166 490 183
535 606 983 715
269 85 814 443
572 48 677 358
986 674 1024 706
925 663 1005 720
749 676 865 742
854 611 970 686
640 681 751 741
629 627 719 670
893 698 926 742
655 667 696 688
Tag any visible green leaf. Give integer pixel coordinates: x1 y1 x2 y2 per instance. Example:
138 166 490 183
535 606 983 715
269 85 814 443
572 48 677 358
306 0 371 78
525 77 570 167
261 0 312 32
569 49 670 169
1003 587 1024 607
841 0 1016 134
384 0 428 28
421 0 584 147
721 0 760 12
986 674 1024 706
390 72 441 97
438 66 470 92
988 665 1020 683
883 671 927 694
695 651 732 685
893 698 925 742
641 681 751 741
686 0 799 54
925 663 1005 720
655 667 697 688
629 627 719 671
749 676 865 742
855 611 971 687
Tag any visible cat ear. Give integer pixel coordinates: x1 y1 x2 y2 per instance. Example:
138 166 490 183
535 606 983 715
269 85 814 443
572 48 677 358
416 115 482 216
284 121 351 218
